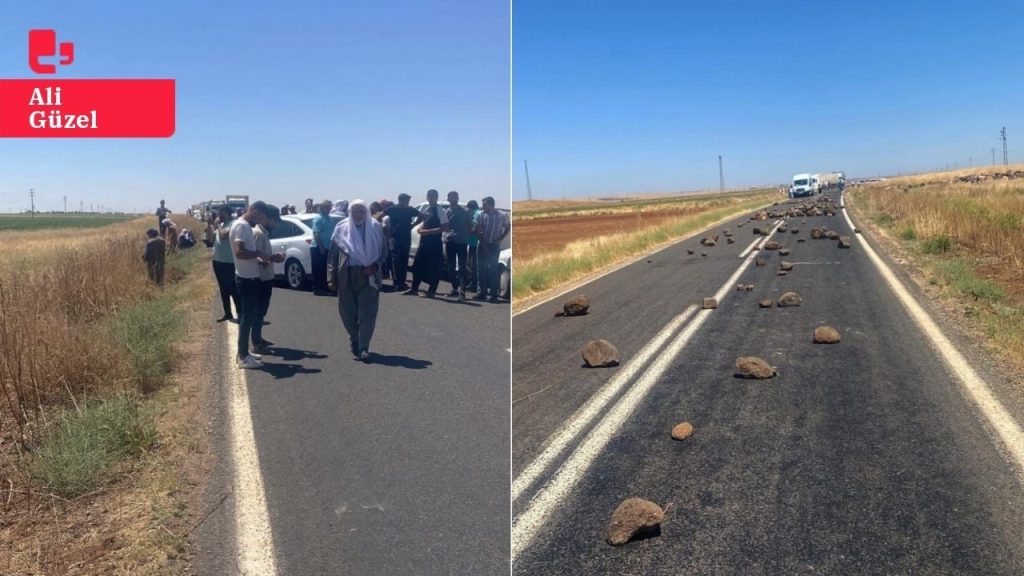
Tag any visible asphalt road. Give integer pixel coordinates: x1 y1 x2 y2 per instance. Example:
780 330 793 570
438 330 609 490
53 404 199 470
512 191 1024 574
196 282 510 575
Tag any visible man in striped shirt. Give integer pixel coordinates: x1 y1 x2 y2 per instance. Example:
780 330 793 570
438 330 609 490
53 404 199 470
471 196 509 303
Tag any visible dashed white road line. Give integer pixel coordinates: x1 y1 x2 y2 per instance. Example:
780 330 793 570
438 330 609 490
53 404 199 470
224 320 279 576
841 193 1024 479
511 220 783 560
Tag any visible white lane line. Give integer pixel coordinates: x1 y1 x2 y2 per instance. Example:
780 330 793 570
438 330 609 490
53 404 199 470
840 195 1024 479
737 221 779 258
225 320 279 575
512 221 782 560
511 305 699 503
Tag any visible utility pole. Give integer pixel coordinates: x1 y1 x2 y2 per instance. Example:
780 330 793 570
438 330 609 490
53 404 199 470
1001 127 1008 165
63 195 67 213
718 155 724 193
523 160 534 201
79 200 83 213
29 188 35 217
992 147 996 166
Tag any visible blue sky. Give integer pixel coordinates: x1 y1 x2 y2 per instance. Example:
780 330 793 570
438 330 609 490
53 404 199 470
0 0 510 213
513 0 1024 199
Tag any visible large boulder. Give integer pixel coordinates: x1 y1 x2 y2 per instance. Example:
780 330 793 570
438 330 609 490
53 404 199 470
582 340 620 367
606 498 665 546
556 295 590 317
838 236 852 249
671 422 694 440
813 326 841 344
735 356 776 379
777 292 802 307
763 240 782 251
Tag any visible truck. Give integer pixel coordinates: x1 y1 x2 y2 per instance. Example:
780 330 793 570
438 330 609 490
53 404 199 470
790 173 816 198
225 194 249 216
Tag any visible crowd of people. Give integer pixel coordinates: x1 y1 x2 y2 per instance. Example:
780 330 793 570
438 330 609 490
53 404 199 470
168 190 508 369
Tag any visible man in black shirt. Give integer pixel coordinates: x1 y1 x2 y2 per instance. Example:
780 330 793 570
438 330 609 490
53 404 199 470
383 193 421 291
156 200 171 237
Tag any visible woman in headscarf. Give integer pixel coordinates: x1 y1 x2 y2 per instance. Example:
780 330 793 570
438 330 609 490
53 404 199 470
327 199 389 361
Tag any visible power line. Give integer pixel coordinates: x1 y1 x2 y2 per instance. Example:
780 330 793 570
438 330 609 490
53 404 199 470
29 188 35 217
718 155 724 193
1001 127 1008 166
523 160 534 201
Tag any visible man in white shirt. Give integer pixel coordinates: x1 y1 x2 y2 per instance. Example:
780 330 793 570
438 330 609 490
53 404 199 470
252 205 286 353
230 201 272 369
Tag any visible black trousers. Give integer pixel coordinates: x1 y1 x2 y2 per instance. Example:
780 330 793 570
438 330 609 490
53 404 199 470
212 260 238 317
391 241 411 287
467 244 479 290
311 247 328 292
446 242 468 294
252 280 273 345
411 238 443 293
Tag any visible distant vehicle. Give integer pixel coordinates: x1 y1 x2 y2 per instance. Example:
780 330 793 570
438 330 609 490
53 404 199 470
269 213 315 290
226 195 250 216
790 174 816 198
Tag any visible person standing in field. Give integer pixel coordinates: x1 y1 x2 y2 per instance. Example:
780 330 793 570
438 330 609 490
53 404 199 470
444 190 470 302
405 189 448 298
311 199 335 296
203 213 216 248
164 219 179 254
156 200 171 237
384 193 420 291
231 201 272 369
142 228 165 285
465 199 480 293
212 205 238 322
252 205 286 353
472 196 509 304
327 199 388 361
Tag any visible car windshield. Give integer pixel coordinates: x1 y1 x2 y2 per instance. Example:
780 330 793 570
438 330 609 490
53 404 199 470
794 179 808 186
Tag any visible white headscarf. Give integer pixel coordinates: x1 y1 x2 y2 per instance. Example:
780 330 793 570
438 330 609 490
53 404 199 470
330 200 349 218
331 199 382 267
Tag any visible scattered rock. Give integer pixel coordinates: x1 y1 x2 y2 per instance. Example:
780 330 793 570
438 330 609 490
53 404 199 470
727 237 736 244
779 248 790 256
582 340 620 368
686 249 695 255
647 259 652 263
779 261 794 271
777 292 802 307
701 237 716 247
702 297 718 309
755 258 767 267
745 284 754 291
838 236 852 249
701 252 708 257
763 240 782 251
854 228 861 234
752 227 763 235
736 284 747 291
555 295 590 317
776 270 787 276
758 299 773 308
790 228 800 234
735 356 777 379
824 230 840 240
797 238 806 243
810 227 826 239
671 422 694 440
813 326 841 344
607 498 665 546
778 225 787 233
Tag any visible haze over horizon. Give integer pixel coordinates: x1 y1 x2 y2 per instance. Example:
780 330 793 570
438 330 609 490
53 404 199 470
0 1 510 215
513 0 1023 200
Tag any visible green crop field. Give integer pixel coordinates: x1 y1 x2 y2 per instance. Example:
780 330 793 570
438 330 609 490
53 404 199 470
0 213 138 231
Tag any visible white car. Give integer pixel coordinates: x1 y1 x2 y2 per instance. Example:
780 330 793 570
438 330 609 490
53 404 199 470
268 213 317 289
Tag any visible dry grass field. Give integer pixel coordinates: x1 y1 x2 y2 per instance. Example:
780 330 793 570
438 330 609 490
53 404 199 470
0 214 213 574
849 164 1024 368
513 189 779 306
